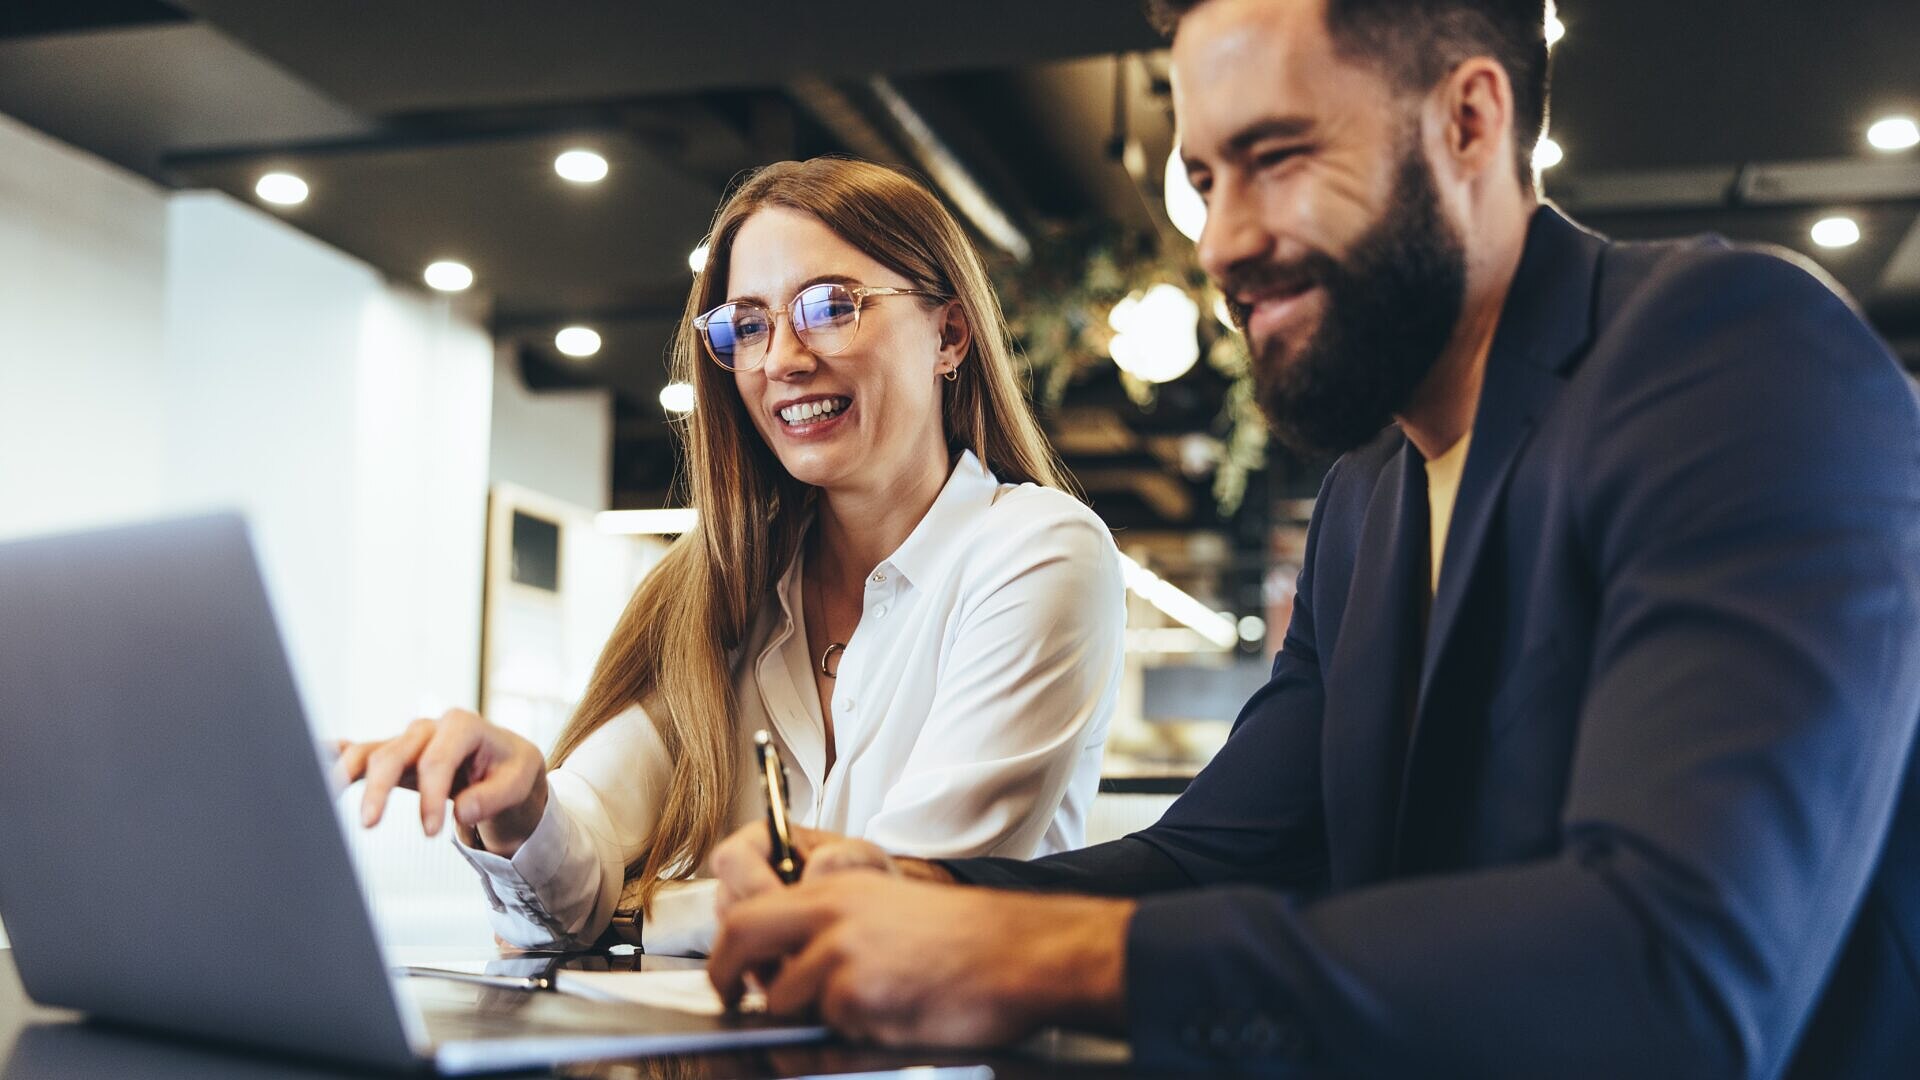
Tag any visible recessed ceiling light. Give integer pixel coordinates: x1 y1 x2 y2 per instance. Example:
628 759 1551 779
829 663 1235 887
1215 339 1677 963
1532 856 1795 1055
555 326 601 358
423 260 474 292
1545 1 1565 47
1811 216 1861 249
255 172 309 206
1867 116 1920 152
554 149 609 183
659 381 696 414
688 243 710 275
1533 137 1564 171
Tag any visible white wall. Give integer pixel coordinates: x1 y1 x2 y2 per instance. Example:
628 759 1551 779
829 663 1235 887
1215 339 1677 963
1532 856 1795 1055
0 113 506 950
0 112 171 539
488 346 612 513
163 192 498 948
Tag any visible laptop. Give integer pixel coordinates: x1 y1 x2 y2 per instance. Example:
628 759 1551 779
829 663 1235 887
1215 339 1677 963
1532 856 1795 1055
0 513 827 1073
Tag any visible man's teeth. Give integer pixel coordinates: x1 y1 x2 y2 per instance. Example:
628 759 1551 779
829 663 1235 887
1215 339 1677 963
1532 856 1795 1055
779 398 849 424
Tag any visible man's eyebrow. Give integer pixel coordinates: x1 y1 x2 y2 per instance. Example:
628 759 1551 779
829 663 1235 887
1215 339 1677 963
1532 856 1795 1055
1191 116 1318 169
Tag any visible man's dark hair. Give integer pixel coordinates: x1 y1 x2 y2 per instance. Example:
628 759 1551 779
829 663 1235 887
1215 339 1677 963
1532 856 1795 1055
1147 0 1550 185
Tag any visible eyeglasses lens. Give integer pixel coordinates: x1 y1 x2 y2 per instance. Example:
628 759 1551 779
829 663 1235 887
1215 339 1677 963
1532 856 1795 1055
706 303 768 370
792 284 860 354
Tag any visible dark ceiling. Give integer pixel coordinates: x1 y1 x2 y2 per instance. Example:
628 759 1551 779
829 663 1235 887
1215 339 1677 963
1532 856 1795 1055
5 0 1919 618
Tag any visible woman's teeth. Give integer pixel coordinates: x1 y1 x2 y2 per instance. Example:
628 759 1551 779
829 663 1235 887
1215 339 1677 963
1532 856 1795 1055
779 398 849 424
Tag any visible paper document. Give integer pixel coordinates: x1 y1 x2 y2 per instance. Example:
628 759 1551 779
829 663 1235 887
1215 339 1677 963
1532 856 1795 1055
554 968 766 1015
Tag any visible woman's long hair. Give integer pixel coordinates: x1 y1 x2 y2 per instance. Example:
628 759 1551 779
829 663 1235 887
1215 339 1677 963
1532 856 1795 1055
546 157 1069 910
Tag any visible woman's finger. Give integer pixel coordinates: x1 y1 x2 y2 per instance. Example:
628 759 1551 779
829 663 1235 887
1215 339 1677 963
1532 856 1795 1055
454 747 539 826
330 740 377 792
413 716 483 836
358 718 435 828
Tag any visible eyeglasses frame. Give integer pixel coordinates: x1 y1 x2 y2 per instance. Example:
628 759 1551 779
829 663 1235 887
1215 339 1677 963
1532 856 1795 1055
692 282 948 372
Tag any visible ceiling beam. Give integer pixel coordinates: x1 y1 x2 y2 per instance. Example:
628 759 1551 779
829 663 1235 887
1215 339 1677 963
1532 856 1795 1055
1555 157 1920 215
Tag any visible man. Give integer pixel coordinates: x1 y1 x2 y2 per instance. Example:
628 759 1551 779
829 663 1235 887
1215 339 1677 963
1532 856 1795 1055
705 0 1920 1075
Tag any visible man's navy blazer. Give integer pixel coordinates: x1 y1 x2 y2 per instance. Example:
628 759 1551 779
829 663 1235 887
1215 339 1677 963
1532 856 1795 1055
949 207 1920 1078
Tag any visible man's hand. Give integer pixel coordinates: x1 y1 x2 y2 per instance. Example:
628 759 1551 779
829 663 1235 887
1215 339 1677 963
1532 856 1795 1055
707 821 952 918
706 872 1133 1047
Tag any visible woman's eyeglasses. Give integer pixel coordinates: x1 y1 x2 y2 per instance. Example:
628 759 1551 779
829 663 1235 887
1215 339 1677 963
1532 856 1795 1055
693 282 945 372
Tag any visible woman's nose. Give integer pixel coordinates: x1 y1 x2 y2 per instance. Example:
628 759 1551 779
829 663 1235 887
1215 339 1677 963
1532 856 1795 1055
759 316 817 381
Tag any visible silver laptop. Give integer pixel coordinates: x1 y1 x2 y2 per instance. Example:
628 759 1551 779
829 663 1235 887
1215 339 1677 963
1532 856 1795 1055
0 513 826 1074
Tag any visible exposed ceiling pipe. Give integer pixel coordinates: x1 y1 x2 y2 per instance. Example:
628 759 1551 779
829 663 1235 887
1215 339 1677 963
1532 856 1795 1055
867 76 1033 262
785 76 907 169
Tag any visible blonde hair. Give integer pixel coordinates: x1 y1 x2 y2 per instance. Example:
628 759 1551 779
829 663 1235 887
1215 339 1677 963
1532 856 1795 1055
548 157 1068 911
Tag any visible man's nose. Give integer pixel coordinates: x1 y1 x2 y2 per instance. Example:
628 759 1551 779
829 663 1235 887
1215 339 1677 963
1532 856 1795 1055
760 315 816 381
1196 184 1275 286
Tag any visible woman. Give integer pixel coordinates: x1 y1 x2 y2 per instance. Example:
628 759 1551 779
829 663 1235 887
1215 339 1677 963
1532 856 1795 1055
337 157 1125 954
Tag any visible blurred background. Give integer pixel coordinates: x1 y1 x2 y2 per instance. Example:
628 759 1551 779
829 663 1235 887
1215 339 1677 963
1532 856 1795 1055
3 0 1917 950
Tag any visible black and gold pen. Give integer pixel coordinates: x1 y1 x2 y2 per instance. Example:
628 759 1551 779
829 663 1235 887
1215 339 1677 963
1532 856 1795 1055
753 729 803 884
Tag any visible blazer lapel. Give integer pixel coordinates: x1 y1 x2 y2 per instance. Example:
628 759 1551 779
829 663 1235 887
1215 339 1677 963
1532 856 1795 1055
1393 206 1605 869
1322 441 1430 888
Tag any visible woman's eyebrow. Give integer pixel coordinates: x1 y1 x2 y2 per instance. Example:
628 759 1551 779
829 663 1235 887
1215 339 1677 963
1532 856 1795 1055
724 273 865 307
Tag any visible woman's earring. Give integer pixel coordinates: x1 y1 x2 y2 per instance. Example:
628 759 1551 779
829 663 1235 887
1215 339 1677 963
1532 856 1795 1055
943 367 959 382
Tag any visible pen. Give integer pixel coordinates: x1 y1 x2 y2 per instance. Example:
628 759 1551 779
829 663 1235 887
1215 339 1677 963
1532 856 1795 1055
401 965 553 993
754 729 803 884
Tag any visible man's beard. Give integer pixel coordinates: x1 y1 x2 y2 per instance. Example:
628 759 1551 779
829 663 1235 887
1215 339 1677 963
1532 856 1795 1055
1226 144 1468 458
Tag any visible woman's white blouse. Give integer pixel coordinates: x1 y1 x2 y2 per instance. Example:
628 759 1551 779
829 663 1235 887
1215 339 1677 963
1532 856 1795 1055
455 451 1126 954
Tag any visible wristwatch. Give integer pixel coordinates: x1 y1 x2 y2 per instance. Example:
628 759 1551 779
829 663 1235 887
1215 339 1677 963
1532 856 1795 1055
607 907 644 949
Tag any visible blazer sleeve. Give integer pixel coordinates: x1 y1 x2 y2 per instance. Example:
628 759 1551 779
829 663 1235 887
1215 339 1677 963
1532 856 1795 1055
1115 253 1920 1076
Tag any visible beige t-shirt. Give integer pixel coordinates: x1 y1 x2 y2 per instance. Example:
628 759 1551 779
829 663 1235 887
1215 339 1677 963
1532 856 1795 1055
1425 431 1473 595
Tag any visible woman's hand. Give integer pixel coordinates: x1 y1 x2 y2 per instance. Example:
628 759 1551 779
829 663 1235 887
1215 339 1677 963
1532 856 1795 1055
331 708 549 857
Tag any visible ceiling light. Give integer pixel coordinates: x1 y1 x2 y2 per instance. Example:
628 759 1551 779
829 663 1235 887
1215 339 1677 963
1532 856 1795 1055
423 260 474 292
659 381 696 414
554 149 609 183
1164 146 1207 243
1533 137 1564 171
1237 615 1267 642
595 508 698 535
1545 1 1565 47
1867 116 1920 152
1109 284 1201 384
255 172 309 206
1118 553 1237 649
554 326 601 358
688 243 710 275
1811 216 1861 249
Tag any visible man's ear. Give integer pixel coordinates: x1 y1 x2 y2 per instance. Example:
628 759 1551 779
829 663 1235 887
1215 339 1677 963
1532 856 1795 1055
1433 56 1516 186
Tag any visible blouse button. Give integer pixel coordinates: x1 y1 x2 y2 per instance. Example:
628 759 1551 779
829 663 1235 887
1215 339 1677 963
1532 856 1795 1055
873 604 889 619
870 570 886 584
841 698 856 713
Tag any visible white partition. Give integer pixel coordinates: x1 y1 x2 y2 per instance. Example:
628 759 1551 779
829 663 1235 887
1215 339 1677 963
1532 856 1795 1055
0 108 522 950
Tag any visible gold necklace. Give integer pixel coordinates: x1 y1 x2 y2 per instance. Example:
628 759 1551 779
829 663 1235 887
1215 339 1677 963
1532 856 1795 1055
806 570 848 679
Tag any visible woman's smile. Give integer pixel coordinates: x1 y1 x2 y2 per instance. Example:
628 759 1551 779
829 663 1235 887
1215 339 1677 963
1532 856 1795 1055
774 393 855 439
